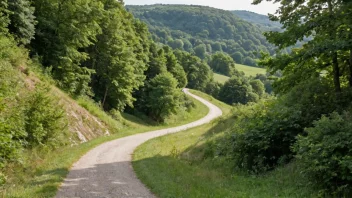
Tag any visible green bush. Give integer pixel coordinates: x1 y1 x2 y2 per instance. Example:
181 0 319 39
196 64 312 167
294 112 352 195
0 60 26 169
216 101 303 173
23 84 69 148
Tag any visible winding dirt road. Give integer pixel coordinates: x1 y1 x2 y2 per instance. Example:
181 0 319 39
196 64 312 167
56 89 222 198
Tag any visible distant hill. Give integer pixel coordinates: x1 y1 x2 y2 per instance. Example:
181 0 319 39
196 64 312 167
127 5 276 66
231 10 282 32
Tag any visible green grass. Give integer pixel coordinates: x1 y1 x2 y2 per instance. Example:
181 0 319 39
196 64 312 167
213 73 230 84
1 90 209 198
213 64 267 84
236 63 266 77
133 92 319 198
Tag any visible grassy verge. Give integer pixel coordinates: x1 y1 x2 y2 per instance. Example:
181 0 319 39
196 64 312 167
1 90 209 198
133 92 319 198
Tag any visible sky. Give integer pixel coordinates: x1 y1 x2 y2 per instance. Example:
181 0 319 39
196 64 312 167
124 0 279 15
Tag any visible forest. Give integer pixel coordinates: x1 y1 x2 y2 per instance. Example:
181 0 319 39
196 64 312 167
127 5 276 66
1 0 352 197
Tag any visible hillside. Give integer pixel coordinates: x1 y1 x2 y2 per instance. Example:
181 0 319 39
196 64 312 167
126 5 275 66
231 10 281 32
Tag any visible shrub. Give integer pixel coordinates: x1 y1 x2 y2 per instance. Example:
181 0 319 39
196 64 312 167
23 84 69 148
217 101 303 173
294 112 352 195
0 60 26 169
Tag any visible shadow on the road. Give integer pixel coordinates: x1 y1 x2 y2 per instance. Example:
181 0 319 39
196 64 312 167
56 161 155 198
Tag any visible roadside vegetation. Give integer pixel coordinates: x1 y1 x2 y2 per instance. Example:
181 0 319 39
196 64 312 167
133 95 317 197
134 0 352 197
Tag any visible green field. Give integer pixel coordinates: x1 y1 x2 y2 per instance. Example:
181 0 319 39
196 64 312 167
236 63 266 76
213 73 230 84
213 64 266 84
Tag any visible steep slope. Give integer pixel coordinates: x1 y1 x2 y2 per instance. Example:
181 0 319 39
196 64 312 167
127 5 275 65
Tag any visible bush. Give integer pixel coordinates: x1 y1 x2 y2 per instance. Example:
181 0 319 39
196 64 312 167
217 101 303 173
218 74 258 105
294 112 352 195
0 60 26 169
23 84 69 148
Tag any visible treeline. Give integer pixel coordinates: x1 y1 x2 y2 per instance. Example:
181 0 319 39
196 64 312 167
231 10 281 32
209 0 352 195
127 5 276 66
0 0 193 183
1 0 203 122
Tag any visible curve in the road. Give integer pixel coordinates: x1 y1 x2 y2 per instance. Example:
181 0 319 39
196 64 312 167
56 89 223 198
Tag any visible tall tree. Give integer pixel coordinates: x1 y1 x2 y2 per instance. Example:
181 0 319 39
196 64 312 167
254 0 352 96
87 0 149 111
7 0 36 45
0 0 10 34
31 0 104 95
163 46 187 88
209 52 236 76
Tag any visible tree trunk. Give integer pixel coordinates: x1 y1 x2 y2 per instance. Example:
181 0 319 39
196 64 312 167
102 86 109 109
349 50 352 87
332 52 341 93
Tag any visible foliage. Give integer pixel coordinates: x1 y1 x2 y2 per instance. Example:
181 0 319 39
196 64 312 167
231 10 281 32
87 1 149 111
7 0 36 45
174 49 212 91
0 0 10 34
255 0 352 96
218 101 302 173
209 52 236 76
0 60 25 169
127 5 275 64
163 46 187 88
204 81 222 98
31 0 103 95
143 73 182 122
294 112 352 195
23 84 68 148
250 79 265 97
218 74 258 105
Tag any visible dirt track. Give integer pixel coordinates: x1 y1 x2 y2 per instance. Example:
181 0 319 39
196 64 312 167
56 89 223 198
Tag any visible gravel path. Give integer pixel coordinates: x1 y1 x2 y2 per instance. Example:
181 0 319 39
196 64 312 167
56 89 223 198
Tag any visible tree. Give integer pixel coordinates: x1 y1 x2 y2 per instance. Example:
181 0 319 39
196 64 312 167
250 79 265 97
254 0 352 96
174 50 212 90
167 39 184 50
231 52 243 64
194 44 206 59
243 57 256 66
218 74 258 104
87 0 149 111
7 0 36 45
145 43 167 80
31 0 104 95
0 1 9 34
144 72 181 122
209 52 236 76
182 38 193 52
163 46 187 88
